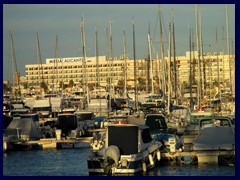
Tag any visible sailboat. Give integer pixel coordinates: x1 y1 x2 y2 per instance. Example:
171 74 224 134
127 18 145 124
79 16 90 110
10 30 21 98
88 24 108 115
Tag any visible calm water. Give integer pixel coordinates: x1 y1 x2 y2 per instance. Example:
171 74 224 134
3 148 235 176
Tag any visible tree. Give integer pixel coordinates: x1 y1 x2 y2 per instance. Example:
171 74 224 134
40 81 48 92
23 82 28 89
68 79 74 88
79 80 83 87
137 77 146 91
3 83 11 93
117 79 124 92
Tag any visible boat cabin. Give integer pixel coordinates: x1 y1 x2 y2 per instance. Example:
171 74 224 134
105 124 152 155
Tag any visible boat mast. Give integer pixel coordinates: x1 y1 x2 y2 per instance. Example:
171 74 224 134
158 5 165 103
172 9 177 104
216 28 221 102
10 31 21 97
147 22 154 94
189 28 193 111
231 40 235 97
208 44 212 107
167 22 172 114
132 17 138 112
109 21 114 99
123 30 127 98
199 7 205 98
95 24 101 114
54 35 59 94
221 27 225 93
195 5 202 108
106 27 111 115
36 32 44 94
81 16 88 109
226 4 232 97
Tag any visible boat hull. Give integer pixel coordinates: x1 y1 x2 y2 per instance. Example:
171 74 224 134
88 153 156 175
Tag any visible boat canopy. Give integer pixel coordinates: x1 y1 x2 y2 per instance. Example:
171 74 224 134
106 125 152 155
5 117 42 140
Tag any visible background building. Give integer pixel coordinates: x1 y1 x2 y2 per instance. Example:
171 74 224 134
24 51 234 97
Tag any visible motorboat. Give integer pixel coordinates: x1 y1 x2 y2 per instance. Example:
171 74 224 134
167 105 191 135
87 124 162 175
144 114 182 153
193 116 235 151
3 114 43 151
182 111 214 147
56 113 84 138
74 111 95 136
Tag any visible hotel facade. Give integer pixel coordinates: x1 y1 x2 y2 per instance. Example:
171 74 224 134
25 51 234 95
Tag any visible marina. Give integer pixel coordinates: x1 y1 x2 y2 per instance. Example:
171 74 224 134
3 4 235 176
3 149 235 176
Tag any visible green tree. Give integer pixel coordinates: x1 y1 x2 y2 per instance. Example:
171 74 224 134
40 81 48 92
137 77 146 91
68 79 74 88
59 81 67 90
3 83 11 93
117 79 124 91
23 82 28 89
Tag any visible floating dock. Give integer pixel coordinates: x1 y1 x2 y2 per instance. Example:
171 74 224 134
160 150 235 165
3 137 92 152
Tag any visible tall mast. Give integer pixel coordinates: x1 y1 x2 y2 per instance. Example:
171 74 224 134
231 40 235 96
208 44 212 106
172 9 177 103
216 28 221 101
36 32 44 91
123 30 127 97
133 17 138 112
226 4 232 96
55 35 59 93
10 31 21 97
195 5 201 108
95 24 101 114
167 22 172 114
81 16 88 109
106 27 111 115
109 21 113 98
189 28 193 110
199 6 205 98
221 27 225 92
158 5 165 102
148 21 154 94
156 51 161 94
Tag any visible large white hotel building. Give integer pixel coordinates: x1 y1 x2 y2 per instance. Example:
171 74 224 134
25 51 234 94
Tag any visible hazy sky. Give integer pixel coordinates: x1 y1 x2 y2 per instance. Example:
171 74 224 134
3 4 235 82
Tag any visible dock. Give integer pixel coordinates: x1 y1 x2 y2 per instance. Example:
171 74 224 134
160 150 235 165
3 137 93 152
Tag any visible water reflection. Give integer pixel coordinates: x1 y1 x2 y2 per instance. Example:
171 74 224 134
3 149 235 176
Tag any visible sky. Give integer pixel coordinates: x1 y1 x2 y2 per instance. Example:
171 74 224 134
3 4 235 82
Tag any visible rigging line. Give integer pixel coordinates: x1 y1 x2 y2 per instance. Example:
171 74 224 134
162 11 169 48
152 9 160 45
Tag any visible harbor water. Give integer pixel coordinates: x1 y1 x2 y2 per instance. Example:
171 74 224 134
3 148 235 176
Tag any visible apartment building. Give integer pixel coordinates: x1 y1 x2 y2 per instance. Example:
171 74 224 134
25 52 234 94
